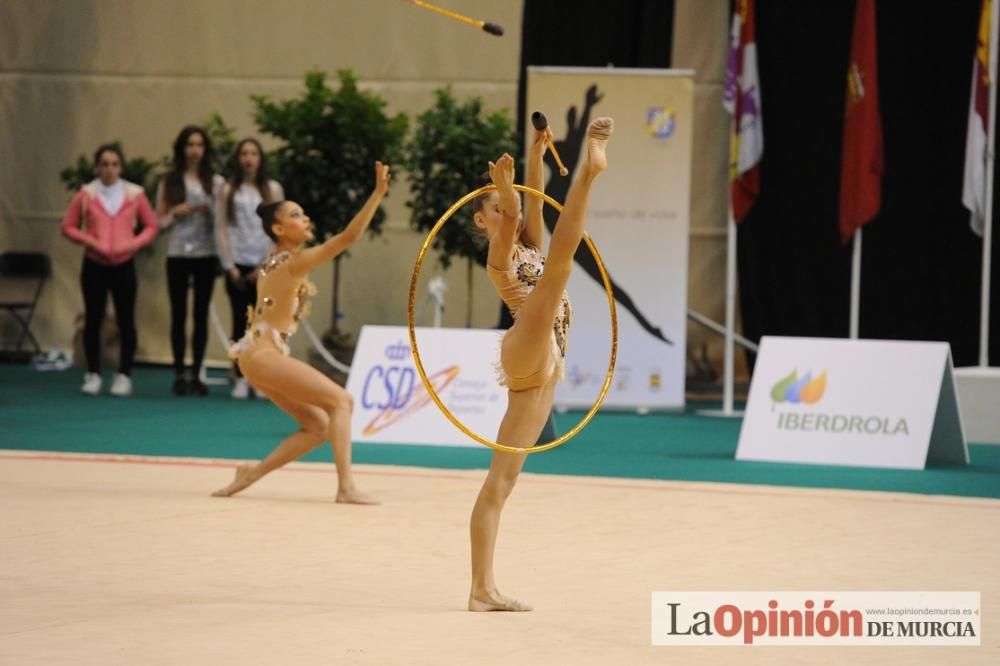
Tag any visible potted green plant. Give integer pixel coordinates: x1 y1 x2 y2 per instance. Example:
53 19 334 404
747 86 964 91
403 87 517 326
252 70 408 347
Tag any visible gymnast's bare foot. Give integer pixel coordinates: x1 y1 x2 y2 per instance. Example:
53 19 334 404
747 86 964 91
468 590 533 612
211 462 256 497
336 487 380 505
583 116 613 175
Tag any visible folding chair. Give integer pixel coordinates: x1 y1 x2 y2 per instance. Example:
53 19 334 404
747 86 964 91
0 251 51 353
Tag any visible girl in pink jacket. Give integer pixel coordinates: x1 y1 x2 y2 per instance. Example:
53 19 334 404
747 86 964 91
61 144 159 396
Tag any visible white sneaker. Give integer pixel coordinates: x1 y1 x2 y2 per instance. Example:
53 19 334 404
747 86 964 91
231 377 250 399
81 372 102 396
110 373 133 397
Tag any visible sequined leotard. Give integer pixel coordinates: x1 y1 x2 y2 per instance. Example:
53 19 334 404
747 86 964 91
486 241 573 390
229 251 316 359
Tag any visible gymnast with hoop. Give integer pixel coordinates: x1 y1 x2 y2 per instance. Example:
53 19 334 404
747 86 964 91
211 161 391 504
466 117 613 611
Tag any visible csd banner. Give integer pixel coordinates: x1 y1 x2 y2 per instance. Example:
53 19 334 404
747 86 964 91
526 67 692 410
345 325 506 447
737 337 968 470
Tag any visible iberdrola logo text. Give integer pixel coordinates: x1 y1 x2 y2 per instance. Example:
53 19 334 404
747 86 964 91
770 369 909 436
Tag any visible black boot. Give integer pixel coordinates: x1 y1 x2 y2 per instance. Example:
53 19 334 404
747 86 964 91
172 374 189 396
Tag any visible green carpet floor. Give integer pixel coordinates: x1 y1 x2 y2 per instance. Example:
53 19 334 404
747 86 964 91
1 363 998 499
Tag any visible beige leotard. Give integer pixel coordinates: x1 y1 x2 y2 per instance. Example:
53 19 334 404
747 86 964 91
229 251 316 360
486 242 572 391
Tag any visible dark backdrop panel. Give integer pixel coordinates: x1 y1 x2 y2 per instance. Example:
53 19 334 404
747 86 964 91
737 3 857 345
740 0 999 366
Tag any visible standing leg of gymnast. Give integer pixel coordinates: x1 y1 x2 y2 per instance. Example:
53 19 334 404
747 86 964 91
468 118 612 611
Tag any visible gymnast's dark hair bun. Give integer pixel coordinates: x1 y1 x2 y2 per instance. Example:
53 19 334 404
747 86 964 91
257 200 286 241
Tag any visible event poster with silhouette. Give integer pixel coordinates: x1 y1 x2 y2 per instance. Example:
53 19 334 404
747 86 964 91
526 67 693 409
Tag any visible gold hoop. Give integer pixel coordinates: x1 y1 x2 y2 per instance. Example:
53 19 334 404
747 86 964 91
407 184 618 454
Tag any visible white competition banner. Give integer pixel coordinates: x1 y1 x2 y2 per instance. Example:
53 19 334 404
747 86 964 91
736 337 968 469
526 67 692 410
345 325 506 447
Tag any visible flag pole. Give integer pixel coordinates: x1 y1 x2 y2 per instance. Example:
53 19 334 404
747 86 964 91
698 0 754 419
698 117 745 419
698 200 743 418
723 204 737 414
850 228 862 339
979 0 998 367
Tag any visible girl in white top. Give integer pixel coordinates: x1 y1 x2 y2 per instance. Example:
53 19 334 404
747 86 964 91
215 138 284 399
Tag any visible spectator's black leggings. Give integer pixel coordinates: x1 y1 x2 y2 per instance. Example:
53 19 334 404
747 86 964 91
81 258 137 375
166 256 217 377
225 264 259 377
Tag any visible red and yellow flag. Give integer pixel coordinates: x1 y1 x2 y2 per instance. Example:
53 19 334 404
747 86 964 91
839 0 884 244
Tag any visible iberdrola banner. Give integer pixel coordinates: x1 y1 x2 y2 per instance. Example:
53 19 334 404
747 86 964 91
736 336 968 469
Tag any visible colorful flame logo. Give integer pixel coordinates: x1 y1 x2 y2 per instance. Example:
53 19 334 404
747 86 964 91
770 369 827 404
362 365 460 436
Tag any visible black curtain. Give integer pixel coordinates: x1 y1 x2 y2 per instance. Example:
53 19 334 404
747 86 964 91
740 0 1000 366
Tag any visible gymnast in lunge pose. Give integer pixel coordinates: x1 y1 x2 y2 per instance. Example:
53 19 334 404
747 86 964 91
212 161 391 503
468 117 613 611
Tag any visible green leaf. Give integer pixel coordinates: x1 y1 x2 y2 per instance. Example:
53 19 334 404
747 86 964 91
770 370 798 403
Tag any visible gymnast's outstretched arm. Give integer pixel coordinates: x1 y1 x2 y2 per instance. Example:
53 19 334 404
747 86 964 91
520 127 551 250
484 154 521 270
288 161 391 277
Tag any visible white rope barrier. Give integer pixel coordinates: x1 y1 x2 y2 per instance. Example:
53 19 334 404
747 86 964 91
300 317 353 374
